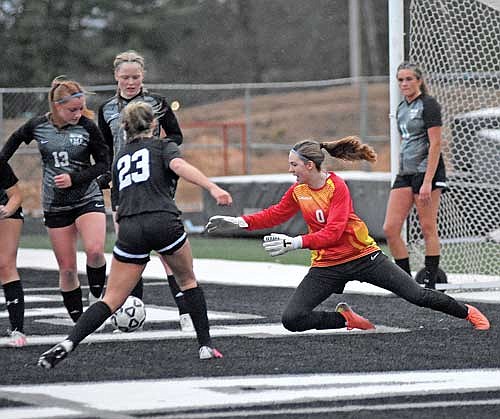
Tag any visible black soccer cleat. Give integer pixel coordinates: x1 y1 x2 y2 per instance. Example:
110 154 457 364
38 341 72 369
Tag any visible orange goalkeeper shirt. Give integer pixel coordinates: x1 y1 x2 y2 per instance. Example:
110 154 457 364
242 172 380 267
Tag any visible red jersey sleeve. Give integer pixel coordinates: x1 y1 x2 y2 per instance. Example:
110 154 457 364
242 185 300 230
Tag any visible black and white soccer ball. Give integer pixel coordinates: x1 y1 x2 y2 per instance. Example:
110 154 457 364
110 296 146 332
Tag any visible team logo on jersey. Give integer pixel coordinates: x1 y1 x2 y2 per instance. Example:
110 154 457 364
409 108 420 119
69 133 86 146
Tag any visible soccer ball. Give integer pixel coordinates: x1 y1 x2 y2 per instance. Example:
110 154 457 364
110 296 146 332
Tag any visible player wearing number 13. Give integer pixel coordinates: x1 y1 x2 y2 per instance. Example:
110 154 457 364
0 77 109 324
206 137 490 332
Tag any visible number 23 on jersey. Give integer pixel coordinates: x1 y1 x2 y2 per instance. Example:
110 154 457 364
116 148 150 191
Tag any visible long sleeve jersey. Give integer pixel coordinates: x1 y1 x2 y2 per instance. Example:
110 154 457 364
98 90 183 165
242 172 379 267
0 114 109 212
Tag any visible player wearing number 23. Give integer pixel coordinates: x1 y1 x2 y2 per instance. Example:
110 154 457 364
206 137 489 332
0 77 109 324
37 101 231 369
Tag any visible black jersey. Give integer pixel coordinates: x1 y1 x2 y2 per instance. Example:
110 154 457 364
98 90 183 164
396 94 442 175
112 137 182 221
0 114 109 212
0 163 18 206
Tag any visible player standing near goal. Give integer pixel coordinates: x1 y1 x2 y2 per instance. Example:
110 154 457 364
97 50 193 332
0 163 26 347
383 62 447 289
38 101 231 369
0 77 109 324
206 137 490 332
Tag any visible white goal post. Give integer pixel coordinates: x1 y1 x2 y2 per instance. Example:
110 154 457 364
388 0 500 285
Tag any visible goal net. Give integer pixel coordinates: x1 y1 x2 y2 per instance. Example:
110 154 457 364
407 0 500 282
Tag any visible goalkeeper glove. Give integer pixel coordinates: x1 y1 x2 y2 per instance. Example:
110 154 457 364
262 233 302 257
205 215 248 233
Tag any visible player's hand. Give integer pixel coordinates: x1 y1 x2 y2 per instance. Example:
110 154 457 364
205 215 248 233
96 172 111 190
54 174 72 188
262 233 302 257
208 185 233 206
0 205 11 219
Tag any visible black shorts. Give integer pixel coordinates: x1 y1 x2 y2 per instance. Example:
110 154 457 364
44 200 106 228
392 161 448 194
113 212 187 265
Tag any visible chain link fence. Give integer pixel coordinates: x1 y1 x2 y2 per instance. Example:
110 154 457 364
0 77 390 214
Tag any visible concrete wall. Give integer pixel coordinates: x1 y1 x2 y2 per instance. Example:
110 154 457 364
203 171 391 240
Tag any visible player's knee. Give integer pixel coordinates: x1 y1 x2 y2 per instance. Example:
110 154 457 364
383 222 400 241
419 220 437 237
0 261 16 280
85 247 105 266
281 310 306 332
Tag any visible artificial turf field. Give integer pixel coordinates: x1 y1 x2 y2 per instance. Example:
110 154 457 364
0 266 499 419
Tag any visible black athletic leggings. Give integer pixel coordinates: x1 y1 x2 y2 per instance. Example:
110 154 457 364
281 252 468 332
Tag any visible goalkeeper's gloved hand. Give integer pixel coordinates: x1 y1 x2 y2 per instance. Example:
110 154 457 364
96 172 111 190
262 233 302 257
205 215 248 233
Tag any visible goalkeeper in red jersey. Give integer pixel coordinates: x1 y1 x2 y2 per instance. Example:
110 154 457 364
206 137 490 332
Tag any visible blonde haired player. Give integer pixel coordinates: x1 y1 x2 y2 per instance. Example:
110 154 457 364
97 50 193 331
39 101 231 368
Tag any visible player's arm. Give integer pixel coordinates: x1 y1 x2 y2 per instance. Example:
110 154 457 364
158 97 183 146
0 164 22 218
169 157 231 206
69 119 110 186
301 180 351 250
421 96 443 202
0 183 23 219
0 119 34 167
242 187 300 230
97 104 115 164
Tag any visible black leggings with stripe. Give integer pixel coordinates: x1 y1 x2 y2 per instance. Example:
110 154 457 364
281 252 468 332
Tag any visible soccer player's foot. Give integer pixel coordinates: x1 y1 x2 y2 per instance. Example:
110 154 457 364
336 302 375 330
465 304 490 330
38 340 73 369
179 313 195 332
199 346 224 360
8 330 27 348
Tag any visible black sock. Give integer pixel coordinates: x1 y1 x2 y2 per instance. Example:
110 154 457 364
86 264 106 298
395 257 411 276
130 277 144 299
68 301 112 349
3 280 25 333
61 287 83 322
183 286 211 347
167 275 189 315
424 255 440 288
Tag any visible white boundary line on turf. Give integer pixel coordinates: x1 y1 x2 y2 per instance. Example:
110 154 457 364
1 369 500 417
17 248 500 302
0 324 408 348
